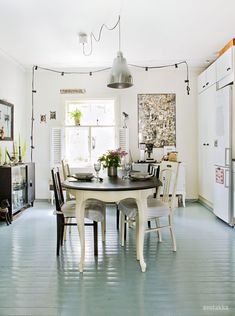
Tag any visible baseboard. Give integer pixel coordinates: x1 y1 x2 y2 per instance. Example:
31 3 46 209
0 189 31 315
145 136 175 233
35 199 51 203
185 198 198 203
198 196 213 211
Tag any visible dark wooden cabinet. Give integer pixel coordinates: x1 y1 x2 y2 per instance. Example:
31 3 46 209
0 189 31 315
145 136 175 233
0 163 35 219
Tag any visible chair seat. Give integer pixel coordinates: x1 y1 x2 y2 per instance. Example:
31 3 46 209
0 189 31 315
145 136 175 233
61 203 76 217
61 199 105 222
64 200 76 207
85 199 105 222
146 196 170 218
118 198 138 219
118 196 170 219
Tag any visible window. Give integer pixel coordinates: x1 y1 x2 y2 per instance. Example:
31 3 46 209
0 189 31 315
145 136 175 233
65 99 116 167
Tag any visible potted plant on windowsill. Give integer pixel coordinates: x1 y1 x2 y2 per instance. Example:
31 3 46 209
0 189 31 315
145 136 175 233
70 109 82 126
99 148 127 177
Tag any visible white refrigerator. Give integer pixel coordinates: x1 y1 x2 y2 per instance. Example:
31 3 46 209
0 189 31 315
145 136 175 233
213 84 234 225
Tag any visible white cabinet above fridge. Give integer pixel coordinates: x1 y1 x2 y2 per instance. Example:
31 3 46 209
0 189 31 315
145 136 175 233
198 62 216 94
216 47 234 89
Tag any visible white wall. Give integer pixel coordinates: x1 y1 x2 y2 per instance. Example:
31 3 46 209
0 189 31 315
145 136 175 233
27 66 200 199
0 52 27 163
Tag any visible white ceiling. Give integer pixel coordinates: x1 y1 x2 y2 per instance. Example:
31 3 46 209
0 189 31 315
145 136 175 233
0 0 235 69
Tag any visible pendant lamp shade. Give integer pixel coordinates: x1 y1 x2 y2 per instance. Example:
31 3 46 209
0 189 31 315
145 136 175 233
107 51 133 89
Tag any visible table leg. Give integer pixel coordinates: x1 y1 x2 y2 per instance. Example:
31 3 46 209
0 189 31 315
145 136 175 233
136 214 140 260
136 194 147 272
75 192 86 273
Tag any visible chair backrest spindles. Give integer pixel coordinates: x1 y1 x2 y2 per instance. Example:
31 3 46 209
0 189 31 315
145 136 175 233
160 169 173 203
61 159 73 201
158 161 179 208
148 164 160 177
62 159 71 179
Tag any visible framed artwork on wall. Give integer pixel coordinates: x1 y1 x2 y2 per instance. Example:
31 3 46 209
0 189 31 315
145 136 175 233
0 99 14 141
50 111 56 120
138 93 176 148
40 114 47 123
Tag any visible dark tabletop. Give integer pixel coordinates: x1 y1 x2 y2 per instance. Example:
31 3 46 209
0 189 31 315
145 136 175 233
63 176 161 192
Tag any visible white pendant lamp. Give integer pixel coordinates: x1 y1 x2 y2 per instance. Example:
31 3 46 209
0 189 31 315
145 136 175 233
107 16 133 89
107 51 133 88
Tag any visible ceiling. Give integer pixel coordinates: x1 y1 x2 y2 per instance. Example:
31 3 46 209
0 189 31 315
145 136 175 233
0 0 235 69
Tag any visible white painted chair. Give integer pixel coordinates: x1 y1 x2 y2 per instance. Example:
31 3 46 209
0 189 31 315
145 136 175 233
119 164 159 245
61 159 71 178
119 161 179 251
61 159 74 202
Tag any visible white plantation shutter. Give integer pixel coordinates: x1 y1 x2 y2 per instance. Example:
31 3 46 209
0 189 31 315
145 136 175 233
119 128 129 158
50 127 65 167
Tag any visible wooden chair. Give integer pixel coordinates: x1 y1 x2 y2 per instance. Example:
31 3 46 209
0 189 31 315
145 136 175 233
61 160 122 233
51 169 106 256
119 162 179 251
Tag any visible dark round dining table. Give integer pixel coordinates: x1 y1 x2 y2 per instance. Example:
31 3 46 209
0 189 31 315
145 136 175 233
63 175 161 272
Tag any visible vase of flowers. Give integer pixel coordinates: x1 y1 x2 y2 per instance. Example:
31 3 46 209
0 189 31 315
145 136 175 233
107 166 118 177
99 148 127 177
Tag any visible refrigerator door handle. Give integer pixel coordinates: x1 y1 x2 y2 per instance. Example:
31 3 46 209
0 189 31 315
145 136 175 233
224 169 230 188
225 148 231 166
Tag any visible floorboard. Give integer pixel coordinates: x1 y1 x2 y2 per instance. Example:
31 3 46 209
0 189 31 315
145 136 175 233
0 202 234 316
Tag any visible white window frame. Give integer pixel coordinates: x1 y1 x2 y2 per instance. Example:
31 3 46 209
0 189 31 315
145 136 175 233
63 97 120 167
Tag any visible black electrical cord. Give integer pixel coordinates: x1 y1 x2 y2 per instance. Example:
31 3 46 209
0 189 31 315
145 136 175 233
130 61 190 95
36 65 111 75
34 61 189 83
82 16 120 56
31 65 37 162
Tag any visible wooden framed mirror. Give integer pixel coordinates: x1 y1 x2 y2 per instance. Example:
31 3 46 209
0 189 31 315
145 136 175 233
0 99 14 141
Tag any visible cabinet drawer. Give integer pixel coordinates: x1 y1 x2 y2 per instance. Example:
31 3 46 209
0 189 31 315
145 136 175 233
206 63 216 88
198 72 206 93
216 47 233 82
198 63 216 94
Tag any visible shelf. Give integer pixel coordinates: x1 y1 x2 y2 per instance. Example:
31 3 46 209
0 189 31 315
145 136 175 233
0 162 35 220
12 184 27 191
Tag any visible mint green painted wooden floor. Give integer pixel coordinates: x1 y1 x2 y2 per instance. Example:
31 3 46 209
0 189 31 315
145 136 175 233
0 202 234 316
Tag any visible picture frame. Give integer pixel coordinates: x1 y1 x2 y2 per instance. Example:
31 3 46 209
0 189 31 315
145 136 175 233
50 111 56 120
40 114 47 123
0 99 14 141
138 93 176 148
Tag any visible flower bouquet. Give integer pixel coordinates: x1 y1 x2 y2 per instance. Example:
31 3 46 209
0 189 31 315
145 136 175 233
99 148 127 176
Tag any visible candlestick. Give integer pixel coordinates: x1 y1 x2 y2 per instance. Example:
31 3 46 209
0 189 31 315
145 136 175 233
13 142 15 156
18 146 22 163
4 147 7 165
